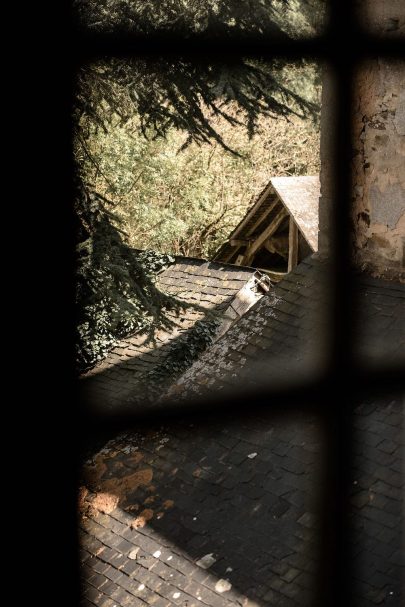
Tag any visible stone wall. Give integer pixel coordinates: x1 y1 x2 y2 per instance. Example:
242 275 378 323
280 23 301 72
351 60 405 280
356 0 405 37
319 3 405 281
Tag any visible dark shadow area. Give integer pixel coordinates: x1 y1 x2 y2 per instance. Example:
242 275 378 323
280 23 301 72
78 256 404 423
77 254 405 607
79 405 325 607
353 276 405 371
78 255 331 415
73 0 329 42
78 257 262 416
79 300 228 415
69 5 405 607
79 396 404 607
349 398 404 606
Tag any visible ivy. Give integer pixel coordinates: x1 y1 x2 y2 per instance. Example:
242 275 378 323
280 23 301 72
139 317 220 402
75 185 182 372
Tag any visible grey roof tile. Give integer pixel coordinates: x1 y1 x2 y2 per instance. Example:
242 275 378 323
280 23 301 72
80 256 262 412
167 256 404 403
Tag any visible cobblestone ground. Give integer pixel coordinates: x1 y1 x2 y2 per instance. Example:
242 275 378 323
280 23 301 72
350 399 404 606
79 398 404 607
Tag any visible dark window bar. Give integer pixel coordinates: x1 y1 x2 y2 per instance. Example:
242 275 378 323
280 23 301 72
72 2 405 607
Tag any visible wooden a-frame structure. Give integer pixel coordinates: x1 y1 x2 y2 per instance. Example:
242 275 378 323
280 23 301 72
213 176 320 281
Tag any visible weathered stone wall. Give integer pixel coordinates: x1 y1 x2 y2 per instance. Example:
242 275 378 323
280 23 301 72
351 60 405 280
356 0 405 38
319 3 405 281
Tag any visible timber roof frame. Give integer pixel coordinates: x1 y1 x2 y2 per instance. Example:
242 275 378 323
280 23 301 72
213 175 320 272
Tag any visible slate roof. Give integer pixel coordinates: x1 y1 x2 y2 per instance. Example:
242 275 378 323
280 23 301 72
271 176 320 250
80 256 270 412
79 255 405 607
167 255 405 404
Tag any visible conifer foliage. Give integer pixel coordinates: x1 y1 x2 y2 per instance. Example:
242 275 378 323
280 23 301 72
73 1 323 372
75 182 184 371
75 0 290 37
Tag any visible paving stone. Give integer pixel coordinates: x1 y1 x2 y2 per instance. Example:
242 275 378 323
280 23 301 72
80 397 403 607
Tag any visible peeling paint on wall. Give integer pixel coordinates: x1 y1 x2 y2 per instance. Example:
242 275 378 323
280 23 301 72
319 2 405 281
352 59 405 280
394 89 405 135
369 183 405 228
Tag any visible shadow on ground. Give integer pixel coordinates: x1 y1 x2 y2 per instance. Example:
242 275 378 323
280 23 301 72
79 398 404 607
80 407 324 607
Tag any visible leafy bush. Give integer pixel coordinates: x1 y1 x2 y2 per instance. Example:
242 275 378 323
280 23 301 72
77 69 320 260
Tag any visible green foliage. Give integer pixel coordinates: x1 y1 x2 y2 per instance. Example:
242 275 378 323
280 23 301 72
75 184 181 371
74 3 323 373
75 57 319 160
141 318 220 401
77 65 320 259
74 0 327 38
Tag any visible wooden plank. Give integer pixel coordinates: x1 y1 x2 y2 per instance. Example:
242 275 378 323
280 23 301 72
230 238 250 247
221 245 241 263
216 196 278 264
256 268 287 282
243 207 288 266
235 254 245 266
288 216 299 272
245 196 279 237
229 182 275 240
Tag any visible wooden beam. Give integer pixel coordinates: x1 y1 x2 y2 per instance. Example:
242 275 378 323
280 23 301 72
243 207 288 266
229 182 275 240
288 216 299 272
245 196 278 237
217 198 279 264
256 268 287 282
235 254 245 266
221 245 241 263
230 238 250 247
264 234 289 259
